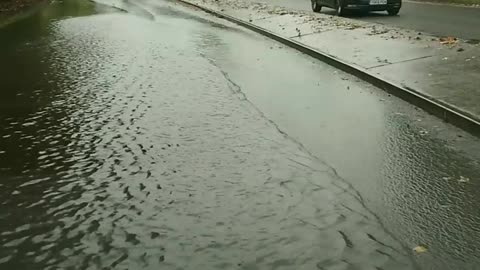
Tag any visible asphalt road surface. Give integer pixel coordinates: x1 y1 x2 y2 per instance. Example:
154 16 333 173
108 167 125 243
252 0 480 40
1 0 480 269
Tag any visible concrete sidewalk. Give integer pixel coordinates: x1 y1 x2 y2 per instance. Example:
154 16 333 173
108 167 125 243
179 0 480 133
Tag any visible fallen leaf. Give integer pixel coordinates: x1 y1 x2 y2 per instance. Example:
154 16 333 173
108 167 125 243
439 36 458 45
413 245 428 253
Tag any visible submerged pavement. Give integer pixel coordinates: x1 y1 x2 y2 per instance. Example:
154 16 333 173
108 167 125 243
182 0 480 131
0 0 480 269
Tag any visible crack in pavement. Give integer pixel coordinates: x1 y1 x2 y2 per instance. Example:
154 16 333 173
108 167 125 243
367 54 435 69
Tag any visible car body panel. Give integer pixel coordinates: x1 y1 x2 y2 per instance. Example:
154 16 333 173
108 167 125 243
316 0 401 12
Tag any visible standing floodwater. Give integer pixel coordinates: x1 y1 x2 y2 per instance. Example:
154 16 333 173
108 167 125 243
1 0 480 269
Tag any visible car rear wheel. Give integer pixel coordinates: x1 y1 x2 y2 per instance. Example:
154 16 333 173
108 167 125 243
387 8 400 15
335 0 345 16
311 0 322 12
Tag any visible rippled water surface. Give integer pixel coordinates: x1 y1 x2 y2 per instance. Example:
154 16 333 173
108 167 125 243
1 0 480 269
0 2 414 269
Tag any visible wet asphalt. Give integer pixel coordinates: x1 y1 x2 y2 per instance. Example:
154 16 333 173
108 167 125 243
0 0 480 269
248 0 480 40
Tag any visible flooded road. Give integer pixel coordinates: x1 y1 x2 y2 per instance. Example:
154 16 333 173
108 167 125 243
1 0 480 269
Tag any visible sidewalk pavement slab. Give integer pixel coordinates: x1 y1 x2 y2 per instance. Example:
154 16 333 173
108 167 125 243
371 47 480 119
292 29 434 69
180 0 480 131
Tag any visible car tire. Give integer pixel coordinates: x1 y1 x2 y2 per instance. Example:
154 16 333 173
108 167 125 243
387 8 400 15
335 0 345 16
311 0 322 12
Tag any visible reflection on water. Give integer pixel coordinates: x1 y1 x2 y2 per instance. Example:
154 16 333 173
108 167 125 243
0 2 109 269
0 2 413 269
185 12 480 269
0 0 104 117
382 119 480 270
1 0 480 269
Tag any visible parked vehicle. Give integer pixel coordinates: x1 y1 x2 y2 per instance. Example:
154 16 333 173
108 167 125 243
311 0 401 16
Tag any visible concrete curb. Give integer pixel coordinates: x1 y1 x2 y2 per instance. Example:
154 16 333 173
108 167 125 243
178 0 480 137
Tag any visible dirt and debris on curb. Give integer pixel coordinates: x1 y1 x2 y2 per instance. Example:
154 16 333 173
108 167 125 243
198 0 480 52
182 0 480 137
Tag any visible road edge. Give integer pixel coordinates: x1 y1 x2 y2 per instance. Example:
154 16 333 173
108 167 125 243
177 0 480 137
